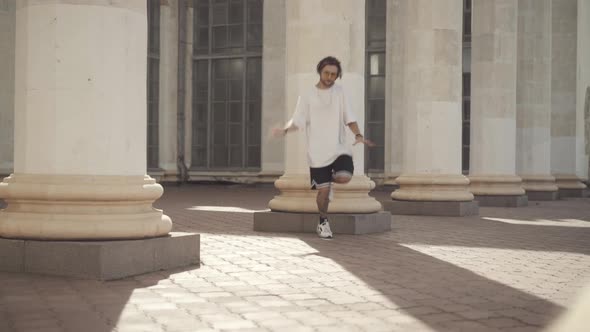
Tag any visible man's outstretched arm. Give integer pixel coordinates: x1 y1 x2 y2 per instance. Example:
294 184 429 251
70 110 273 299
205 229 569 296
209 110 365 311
347 122 376 147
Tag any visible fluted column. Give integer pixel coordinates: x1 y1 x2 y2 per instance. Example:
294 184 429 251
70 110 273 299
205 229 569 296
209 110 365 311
268 0 381 214
516 0 558 200
386 0 476 216
468 0 526 206
0 0 172 240
551 0 586 197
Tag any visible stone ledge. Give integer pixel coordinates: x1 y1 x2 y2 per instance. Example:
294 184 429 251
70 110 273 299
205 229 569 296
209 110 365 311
382 200 479 216
558 188 586 199
474 195 528 207
253 211 392 234
527 191 559 201
0 232 200 280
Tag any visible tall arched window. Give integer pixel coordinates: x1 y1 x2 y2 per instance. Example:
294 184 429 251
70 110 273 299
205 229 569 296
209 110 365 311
191 0 263 170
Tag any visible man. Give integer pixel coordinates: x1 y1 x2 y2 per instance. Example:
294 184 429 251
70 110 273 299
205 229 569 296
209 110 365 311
273 56 374 239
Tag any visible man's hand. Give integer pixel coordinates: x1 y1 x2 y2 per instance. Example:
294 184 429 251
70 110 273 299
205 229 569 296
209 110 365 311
271 127 287 138
353 135 376 147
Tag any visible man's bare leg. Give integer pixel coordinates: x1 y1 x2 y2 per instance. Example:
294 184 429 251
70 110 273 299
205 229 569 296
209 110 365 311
316 186 331 218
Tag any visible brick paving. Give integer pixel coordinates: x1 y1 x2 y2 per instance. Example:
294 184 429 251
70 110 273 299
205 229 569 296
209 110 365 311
1 184 590 332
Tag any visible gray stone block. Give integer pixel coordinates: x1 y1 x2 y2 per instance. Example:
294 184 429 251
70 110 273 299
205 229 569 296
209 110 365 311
382 200 479 216
558 188 585 198
253 211 391 234
0 238 24 272
474 195 528 207
1 232 199 280
526 191 558 201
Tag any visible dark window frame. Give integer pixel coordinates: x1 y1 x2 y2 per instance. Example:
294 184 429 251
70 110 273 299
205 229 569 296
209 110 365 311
191 0 263 170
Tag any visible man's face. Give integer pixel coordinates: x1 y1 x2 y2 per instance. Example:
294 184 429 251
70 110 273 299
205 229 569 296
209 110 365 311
319 65 339 88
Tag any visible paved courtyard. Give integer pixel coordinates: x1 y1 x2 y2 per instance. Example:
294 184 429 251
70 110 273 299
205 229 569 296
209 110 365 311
1 184 590 332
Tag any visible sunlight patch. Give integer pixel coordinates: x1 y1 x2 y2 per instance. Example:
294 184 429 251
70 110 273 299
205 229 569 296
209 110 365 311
186 206 270 213
483 217 590 227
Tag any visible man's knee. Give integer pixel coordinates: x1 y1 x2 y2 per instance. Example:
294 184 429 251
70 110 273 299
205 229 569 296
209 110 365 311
333 176 351 184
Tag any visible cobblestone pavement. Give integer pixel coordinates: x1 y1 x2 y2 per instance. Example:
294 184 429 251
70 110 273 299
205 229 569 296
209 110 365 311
1 184 590 332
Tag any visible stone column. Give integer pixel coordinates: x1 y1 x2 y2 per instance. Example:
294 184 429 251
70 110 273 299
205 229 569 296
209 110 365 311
183 2 194 174
0 0 171 239
0 0 198 280
551 0 586 197
468 0 527 207
255 0 388 234
580 0 590 185
158 0 179 180
260 0 286 180
383 0 477 216
0 1 15 177
516 0 558 200
384 0 403 185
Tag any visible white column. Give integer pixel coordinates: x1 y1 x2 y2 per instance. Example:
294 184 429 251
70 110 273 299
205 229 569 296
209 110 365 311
384 0 403 184
516 0 558 197
260 0 286 176
551 0 585 193
184 4 194 170
578 0 590 182
390 0 474 203
159 0 179 177
0 0 172 240
268 0 381 213
0 1 15 176
469 0 525 198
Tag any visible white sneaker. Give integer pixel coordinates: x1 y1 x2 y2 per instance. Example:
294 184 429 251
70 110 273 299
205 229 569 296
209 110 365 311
317 221 333 239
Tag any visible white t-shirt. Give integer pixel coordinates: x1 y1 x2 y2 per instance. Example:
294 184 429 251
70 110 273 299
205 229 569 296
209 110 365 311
287 84 357 168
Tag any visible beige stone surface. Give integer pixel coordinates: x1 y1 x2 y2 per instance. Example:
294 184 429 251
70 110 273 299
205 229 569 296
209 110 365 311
516 0 557 193
270 0 380 213
261 0 287 175
469 0 524 198
551 0 585 191
3 184 589 331
158 0 179 174
0 1 172 240
0 2 15 174
0 174 172 239
389 0 472 202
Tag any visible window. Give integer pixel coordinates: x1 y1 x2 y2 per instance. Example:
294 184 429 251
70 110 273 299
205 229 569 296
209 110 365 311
192 0 262 170
147 0 160 170
462 0 472 174
365 0 386 172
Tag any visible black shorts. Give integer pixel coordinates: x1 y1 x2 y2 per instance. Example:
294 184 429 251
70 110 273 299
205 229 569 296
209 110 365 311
310 155 354 189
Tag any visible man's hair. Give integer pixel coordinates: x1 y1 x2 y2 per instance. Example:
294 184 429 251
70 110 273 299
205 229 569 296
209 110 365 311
316 56 342 79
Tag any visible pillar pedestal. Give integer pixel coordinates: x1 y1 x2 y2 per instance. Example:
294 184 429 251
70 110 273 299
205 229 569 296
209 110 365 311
470 175 528 207
555 174 587 198
522 175 559 201
0 174 171 240
384 174 478 216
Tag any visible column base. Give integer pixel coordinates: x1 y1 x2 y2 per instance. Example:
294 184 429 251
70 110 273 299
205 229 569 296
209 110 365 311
474 195 528 207
526 191 559 201
558 188 586 198
253 211 391 234
382 200 479 216
0 232 199 280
